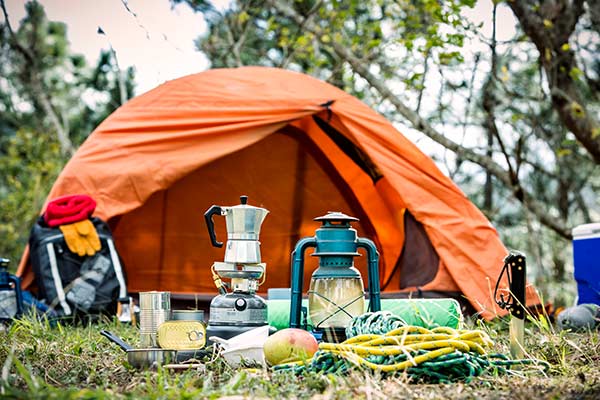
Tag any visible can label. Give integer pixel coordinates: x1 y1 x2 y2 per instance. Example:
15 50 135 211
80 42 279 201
209 307 267 323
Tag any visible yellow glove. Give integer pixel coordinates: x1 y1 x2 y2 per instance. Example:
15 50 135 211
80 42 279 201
74 220 101 253
59 220 101 257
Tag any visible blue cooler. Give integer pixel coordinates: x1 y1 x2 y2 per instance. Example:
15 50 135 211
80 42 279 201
573 223 600 305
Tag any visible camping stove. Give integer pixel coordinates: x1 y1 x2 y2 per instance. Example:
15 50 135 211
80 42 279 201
203 196 269 340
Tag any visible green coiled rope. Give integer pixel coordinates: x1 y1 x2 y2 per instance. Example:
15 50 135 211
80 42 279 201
345 311 408 337
275 311 550 383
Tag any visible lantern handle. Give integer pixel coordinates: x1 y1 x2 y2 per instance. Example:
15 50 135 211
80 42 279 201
357 237 381 313
289 237 317 328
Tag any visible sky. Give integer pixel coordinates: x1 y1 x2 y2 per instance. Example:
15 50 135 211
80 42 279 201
3 0 217 95
3 0 518 96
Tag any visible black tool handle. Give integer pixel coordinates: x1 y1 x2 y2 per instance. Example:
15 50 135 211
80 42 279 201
204 205 223 248
100 330 133 352
507 252 526 320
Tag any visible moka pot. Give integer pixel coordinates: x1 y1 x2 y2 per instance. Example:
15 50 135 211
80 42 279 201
204 196 269 264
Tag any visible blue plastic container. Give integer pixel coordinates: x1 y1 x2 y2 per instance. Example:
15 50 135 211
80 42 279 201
573 223 600 305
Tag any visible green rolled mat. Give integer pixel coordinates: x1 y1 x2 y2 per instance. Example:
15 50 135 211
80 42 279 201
267 298 463 331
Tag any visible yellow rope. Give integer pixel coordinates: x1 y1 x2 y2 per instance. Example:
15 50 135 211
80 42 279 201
385 326 432 336
277 326 495 373
349 347 456 372
343 334 381 344
360 333 453 346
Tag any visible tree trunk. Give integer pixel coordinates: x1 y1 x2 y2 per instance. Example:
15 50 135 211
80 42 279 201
508 0 600 164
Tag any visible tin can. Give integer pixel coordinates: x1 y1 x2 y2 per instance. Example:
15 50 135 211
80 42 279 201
157 320 206 350
139 291 170 348
171 309 205 322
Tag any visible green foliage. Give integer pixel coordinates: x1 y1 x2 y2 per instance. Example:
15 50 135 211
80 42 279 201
0 1 135 145
188 0 475 96
0 130 64 269
0 1 136 267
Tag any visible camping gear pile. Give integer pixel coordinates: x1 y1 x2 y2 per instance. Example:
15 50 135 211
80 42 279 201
273 311 550 383
204 196 270 340
15 67 543 320
13 67 598 383
101 291 208 369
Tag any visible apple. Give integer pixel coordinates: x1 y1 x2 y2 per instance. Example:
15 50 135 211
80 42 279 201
263 328 319 366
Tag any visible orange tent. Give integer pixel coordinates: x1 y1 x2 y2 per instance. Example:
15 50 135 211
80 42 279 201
18 67 539 320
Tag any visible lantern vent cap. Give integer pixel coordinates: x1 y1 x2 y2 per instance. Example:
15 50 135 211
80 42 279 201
314 211 359 224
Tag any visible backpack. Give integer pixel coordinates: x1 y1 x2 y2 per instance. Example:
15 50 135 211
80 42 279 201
28 216 127 318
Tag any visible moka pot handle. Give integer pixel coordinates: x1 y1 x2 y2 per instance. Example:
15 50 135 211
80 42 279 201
204 205 224 248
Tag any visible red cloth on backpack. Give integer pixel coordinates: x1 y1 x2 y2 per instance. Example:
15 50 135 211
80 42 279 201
43 195 97 227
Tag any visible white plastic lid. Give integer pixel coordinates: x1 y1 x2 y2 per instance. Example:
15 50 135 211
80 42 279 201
572 222 600 238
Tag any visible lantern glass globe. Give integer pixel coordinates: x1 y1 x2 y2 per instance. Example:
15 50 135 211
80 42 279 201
308 276 365 329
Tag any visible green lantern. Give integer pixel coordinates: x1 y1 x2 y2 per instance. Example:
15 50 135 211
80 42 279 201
289 212 381 338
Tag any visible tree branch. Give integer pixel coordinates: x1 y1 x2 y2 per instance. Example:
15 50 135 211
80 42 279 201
268 0 572 239
278 0 323 69
415 48 430 115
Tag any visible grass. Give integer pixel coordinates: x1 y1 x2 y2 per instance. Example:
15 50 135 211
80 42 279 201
0 314 599 399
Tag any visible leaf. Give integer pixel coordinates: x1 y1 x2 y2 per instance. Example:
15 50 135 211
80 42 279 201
561 43 570 51
238 11 249 24
438 51 464 65
592 128 600 139
556 148 572 157
501 65 509 82
570 102 585 118
296 35 309 47
569 67 582 80
543 19 554 28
